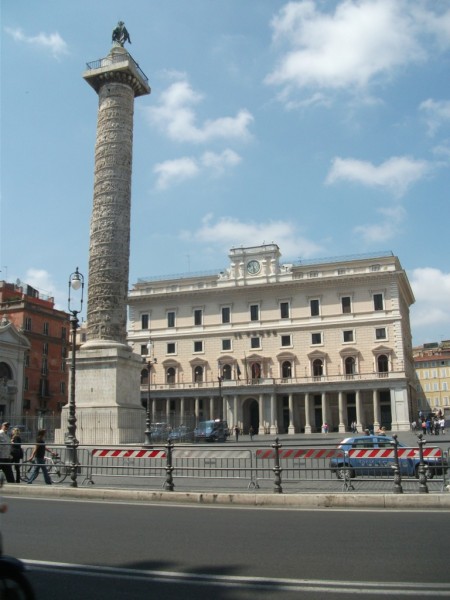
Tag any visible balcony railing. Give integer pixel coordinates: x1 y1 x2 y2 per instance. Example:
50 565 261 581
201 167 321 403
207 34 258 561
142 370 405 393
86 54 149 85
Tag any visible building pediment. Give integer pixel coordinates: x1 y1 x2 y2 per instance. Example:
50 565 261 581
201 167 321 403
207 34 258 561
0 319 30 349
372 345 392 355
307 349 328 360
339 346 360 357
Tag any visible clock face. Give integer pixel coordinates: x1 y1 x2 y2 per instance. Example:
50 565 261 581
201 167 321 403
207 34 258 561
247 260 261 275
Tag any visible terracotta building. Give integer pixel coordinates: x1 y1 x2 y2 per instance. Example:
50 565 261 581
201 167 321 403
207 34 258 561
0 280 69 418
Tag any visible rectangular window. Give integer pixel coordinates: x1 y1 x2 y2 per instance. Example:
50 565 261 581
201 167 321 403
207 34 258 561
167 311 175 328
194 309 203 325
373 293 384 311
141 344 148 355
341 296 351 314
221 306 231 324
25 317 32 331
250 304 259 321
24 377 29 391
60 381 66 394
280 302 290 319
141 314 149 329
251 337 261 349
310 299 320 316
343 330 354 343
311 332 322 345
167 342 176 354
43 322 49 335
61 327 67 340
375 327 387 340
41 358 48 376
222 339 231 351
43 342 49 355
281 334 292 347
61 361 65 372
194 340 203 353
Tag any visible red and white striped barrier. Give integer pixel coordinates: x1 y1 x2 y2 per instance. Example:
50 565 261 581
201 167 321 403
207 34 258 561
92 449 166 459
348 447 442 459
256 448 343 460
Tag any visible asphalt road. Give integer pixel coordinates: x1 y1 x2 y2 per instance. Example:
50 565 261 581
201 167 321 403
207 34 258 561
3 497 450 599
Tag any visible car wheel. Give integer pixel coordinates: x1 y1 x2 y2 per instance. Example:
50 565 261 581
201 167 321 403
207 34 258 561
336 466 354 480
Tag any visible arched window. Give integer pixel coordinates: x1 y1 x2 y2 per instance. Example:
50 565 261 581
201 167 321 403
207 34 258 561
166 367 176 384
222 364 232 380
377 354 389 374
345 356 356 376
313 359 323 378
194 365 203 383
0 363 12 380
251 363 261 379
282 361 292 378
140 368 149 385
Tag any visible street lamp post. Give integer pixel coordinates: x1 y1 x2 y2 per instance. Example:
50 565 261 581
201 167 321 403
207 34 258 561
66 267 84 488
144 339 157 447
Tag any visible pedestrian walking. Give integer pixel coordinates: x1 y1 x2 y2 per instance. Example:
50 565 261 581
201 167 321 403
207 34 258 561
10 427 23 484
0 422 14 483
249 426 254 441
234 424 240 442
27 429 55 485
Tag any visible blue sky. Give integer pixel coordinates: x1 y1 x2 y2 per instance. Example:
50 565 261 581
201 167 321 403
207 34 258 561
1 0 450 346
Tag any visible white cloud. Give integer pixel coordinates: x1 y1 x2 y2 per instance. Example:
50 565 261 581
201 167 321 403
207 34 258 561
180 214 323 258
409 268 450 336
154 150 241 190
144 77 253 143
265 0 422 95
354 205 406 244
419 98 450 136
5 27 68 59
326 156 430 197
153 157 199 190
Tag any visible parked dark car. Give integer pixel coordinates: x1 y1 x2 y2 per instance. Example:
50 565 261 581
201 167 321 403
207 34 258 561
329 435 448 480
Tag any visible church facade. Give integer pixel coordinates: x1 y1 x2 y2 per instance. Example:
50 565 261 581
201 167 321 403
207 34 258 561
128 244 416 434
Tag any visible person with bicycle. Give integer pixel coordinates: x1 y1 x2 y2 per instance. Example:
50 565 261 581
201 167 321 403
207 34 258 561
27 429 55 485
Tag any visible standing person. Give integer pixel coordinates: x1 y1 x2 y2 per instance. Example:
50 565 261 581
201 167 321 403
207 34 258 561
27 429 55 485
10 427 23 484
249 426 254 441
0 423 14 483
234 424 240 442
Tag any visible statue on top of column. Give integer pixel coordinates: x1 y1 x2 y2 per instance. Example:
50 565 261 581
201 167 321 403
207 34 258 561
112 21 131 47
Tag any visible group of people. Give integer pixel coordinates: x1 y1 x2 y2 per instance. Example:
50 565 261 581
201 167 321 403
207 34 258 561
412 416 446 436
0 422 55 485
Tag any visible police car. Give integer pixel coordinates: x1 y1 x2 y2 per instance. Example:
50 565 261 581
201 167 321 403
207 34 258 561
329 434 448 480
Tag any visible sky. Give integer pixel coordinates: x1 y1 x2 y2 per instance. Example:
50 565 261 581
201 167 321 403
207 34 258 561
1 0 450 347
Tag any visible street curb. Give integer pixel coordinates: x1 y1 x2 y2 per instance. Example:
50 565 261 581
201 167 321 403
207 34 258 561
3 485 450 509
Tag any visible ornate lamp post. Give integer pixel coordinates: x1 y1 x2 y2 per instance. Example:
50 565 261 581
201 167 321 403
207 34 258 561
66 267 84 487
144 339 157 447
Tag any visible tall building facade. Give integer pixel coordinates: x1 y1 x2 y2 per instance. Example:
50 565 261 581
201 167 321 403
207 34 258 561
0 281 68 417
413 341 450 418
128 244 416 434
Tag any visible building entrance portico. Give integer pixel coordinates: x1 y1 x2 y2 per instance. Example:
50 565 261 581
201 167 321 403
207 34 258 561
242 397 259 434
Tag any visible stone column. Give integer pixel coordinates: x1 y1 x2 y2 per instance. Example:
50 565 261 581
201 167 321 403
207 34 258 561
338 391 346 432
258 394 265 435
180 397 185 425
304 393 312 434
373 389 381 430
270 393 277 434
288 393 295 434
195 397 199 423
56 46 151 445
356 390 362 431
209 396 215 419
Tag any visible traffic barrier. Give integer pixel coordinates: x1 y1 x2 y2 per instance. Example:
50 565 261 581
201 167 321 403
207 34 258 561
172 448 256 489
83 447 167 485
254 446 345 489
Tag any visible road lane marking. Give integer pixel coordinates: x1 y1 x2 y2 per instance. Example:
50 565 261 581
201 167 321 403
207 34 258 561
24 560 450 596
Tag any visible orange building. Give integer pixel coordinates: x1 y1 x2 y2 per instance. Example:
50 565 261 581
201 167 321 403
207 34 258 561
0 280 69 417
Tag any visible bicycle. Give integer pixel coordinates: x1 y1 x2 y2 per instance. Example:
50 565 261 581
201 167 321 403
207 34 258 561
20 452 69 484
